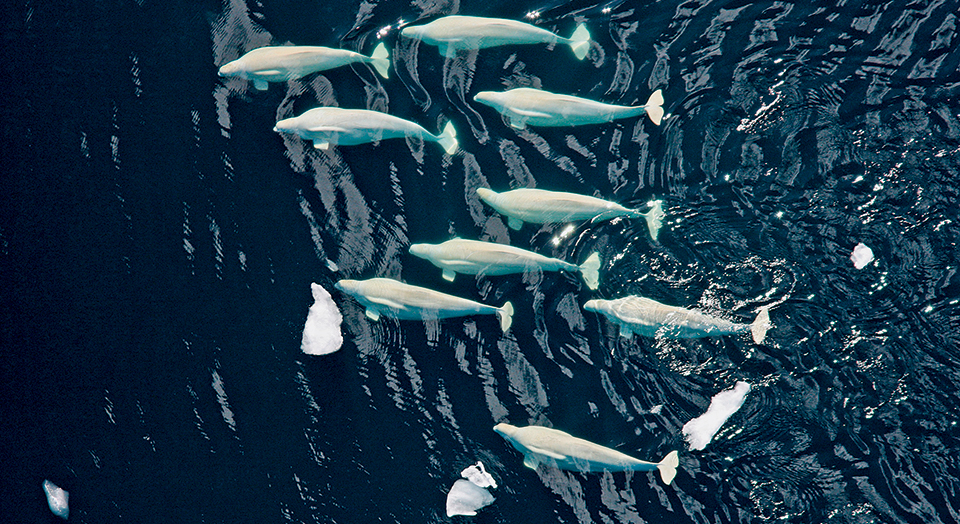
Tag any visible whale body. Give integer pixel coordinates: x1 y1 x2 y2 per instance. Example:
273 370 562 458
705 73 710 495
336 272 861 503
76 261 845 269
477 187 664 240
335 278 513 332
493 423 679 484
583 296 771 344
474 88 663 128
218 43 390 90
274 107 458 154
409 238 601 289
401 16 591 59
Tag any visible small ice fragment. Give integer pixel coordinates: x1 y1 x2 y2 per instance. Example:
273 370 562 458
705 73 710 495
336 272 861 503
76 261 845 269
851 243 874 269
682 382 751 451
650 404 663 415
461 461 497 489
301 283 343 355
446 479 495 517
42 480 69 519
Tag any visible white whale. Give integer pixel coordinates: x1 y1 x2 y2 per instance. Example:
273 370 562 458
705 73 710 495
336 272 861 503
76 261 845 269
583 296 771 344
218 43 390 90
409 238 601 289
274 107 458 154
493 423 679 484
477 187 664 240
401 16 591 59
474 88 663 128
335 278 513 332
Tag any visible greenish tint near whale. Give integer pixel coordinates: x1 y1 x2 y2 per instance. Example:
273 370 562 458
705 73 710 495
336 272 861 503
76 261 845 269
583 296 772 344
409 238 601 289
218 43 389 90
401 15 591 59
493 423 679 484
477 187 664 241
335 278 513 332
474 88 664 128
274 107 458 154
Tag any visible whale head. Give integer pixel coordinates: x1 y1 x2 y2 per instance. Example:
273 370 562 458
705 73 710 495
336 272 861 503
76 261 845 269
273 116 299 134
334 279 360 297
476 187 498 203
408 243 434 260
217 60 243 77
493 423 519 439
473 91 504 110
400 25 424 39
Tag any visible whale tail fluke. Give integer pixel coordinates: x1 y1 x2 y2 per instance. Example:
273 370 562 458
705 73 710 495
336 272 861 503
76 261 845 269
370 42 390 79
634 200 664 241
497 301 514 333
436 121 458 155
657 450 679 485
751 306 771 344
568 24 591 60
579 252 601 290
644 89 664 125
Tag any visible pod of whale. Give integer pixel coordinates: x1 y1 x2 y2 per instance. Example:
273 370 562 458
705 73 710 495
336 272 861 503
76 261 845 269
493 423 679 484
477 187 664 240
218 43 390 90
401 15 591 59
335 277 514 332
474 88 664 128
583 296 772 344
274 107 458 154
409 238 601 290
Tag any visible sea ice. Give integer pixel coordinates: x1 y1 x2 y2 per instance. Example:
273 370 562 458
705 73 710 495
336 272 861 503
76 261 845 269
300 283 343 355
446 480 495 517
461 461 497 489
682 381 752 451
42 480 69 519
851 243 874 269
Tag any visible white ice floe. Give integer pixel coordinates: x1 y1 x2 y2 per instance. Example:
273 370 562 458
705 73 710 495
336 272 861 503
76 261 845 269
42 480 69 519
446 461 497 517
301 283 343 355
851 243 874 269
682 381 752 451
461 461 497 489
446 480 495 517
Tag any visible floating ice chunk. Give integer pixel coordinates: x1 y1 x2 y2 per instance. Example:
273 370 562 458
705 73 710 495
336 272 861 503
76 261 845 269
461 461 497 489
851 243 874 269
682 381 751 451
446 479 495 517
300 283 343 355
42 480 69 519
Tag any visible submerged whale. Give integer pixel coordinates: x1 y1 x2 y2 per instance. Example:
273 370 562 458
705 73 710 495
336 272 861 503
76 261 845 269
218 43 390 90
477 187 664 240
474 88 664 128
274 107 458 154
409 238 601 289
583 296 772 344
401 16 591 59
335 278 513 332
493 423 679 484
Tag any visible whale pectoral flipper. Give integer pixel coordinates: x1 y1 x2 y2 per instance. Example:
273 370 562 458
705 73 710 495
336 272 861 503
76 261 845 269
365 309 381 321
523 454 540 469
505 116 527 129
507 217 524 230
442 269 457 282
314 142 330 150
253 79 269 91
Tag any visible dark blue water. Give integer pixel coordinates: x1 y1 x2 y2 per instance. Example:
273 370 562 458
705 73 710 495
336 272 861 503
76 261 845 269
3 0 960 522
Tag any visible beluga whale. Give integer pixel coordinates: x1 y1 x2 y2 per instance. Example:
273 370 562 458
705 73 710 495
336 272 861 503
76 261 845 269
473 88 664 129
274 107 458 154
335 278 513 332
493 423 679 484
218 43 390 90
583 296 772 344
476 187 664 241
401 16 591 59
409 238 601 289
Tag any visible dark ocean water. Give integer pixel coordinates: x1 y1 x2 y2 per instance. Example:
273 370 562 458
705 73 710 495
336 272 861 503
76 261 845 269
3 0 960 522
